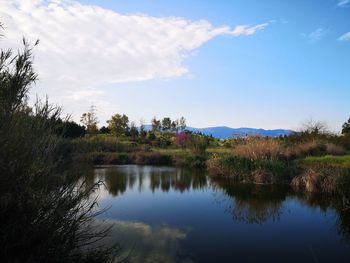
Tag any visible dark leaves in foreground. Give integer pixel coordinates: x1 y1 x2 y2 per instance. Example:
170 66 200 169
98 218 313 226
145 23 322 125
0 27 116 262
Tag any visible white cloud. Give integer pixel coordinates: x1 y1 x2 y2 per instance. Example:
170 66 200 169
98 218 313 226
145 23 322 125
230 23 269 36
0 0 269 121
338 32 350 41
91 219 189 263
307 28 327 43
337 0 350 7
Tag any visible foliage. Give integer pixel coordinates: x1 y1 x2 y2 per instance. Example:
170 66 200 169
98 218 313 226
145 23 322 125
299 155 350 168
207 154 288 183
175 131 191 148
161 117 172 131
99 125 110 134
54 119 86 138
178 116 186 131
151 116 161 133
0 32 114 262
80 105 99 134
107 113 129 136
190 134 209 156
129 121 139 140
342 117 350 135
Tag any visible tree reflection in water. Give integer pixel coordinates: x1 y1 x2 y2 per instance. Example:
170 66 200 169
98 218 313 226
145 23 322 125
92 165 208 195
211 179 288 224
86 165 350 241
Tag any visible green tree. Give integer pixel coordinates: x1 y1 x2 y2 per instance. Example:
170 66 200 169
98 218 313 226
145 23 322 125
151 116 161 133
54 119 86 138
139 118 147 140
342 118 350 135
99 126 110 134
107 113 129 136
162 117 172 131
129 121 139 140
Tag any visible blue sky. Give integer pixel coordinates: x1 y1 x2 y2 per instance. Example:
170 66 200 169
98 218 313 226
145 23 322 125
1 0 349 131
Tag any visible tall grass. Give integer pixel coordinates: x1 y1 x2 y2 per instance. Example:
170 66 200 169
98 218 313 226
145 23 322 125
234 137 281 161
207 154 289 184
0 34 115 262
233 136 344 161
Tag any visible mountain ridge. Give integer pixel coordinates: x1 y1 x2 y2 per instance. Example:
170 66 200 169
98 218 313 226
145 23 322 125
144 125 292 139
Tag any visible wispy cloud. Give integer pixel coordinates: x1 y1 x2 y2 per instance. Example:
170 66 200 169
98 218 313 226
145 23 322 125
0 0 269 87
337 0 350 7
230 23 269 36
338 32 350 41
307 28 327 43
0 0 269 120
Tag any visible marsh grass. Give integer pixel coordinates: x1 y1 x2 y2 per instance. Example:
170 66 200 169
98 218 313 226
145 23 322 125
0 34 116 262
207 154 289 184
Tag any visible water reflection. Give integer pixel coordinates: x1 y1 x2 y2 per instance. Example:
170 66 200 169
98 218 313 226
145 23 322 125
93 166 208 195
87 165 350 250
91 219 193 263
212 180 287 224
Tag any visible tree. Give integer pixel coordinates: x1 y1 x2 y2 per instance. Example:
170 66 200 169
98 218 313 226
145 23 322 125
342 118 350 135
171 119 179 133
151 116 161 133
139 118 147 140
107 113 129 136
59 120 86 138
179 116 186 131
162 117 172 131
99 126 110 134
129 121 139 140
80 105 99 134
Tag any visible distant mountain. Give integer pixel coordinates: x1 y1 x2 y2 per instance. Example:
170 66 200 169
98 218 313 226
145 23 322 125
186 126 293 139
143 125 292 139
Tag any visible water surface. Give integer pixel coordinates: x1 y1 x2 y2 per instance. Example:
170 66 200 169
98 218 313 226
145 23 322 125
87 165 350 263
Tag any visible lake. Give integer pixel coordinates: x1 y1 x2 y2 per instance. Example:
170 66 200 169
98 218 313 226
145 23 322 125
86 165 350 263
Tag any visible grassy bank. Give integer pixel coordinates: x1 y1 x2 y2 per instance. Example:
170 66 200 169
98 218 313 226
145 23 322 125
63 136 210 168
292 155 350 195
207 153 350 195
60 132 350 196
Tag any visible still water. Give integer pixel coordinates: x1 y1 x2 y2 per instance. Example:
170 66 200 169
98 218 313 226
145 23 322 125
86 165 350 263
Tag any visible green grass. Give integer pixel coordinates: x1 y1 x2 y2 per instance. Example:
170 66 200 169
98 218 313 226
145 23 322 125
207 147 233 155
300 155 350 168
153 147 233 157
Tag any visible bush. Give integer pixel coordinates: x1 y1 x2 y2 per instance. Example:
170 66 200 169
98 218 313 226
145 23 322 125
0 32 114 262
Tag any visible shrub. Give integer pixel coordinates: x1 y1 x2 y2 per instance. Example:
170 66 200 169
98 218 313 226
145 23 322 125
175 132 191 148
190 135 209 156
0 29 115 262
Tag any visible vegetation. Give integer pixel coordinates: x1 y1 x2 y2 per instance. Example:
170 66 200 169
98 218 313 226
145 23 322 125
50 101 350 197
0 28 115 262
206 122 350 195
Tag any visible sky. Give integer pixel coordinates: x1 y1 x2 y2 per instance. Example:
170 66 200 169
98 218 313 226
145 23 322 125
0 0 349 131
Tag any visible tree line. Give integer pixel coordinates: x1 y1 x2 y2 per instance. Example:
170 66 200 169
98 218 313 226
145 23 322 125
78 104 187 138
